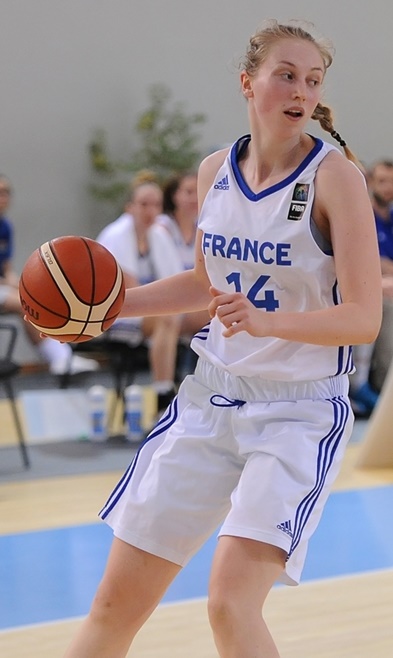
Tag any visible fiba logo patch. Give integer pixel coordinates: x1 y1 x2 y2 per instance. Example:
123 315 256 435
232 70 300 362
287 183 309 221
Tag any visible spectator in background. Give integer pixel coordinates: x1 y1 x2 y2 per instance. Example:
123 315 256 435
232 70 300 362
350 159 393 412
368 159 393 392
0 174 98 375
96 172 184 415
159 172 199 271
158 172 210 344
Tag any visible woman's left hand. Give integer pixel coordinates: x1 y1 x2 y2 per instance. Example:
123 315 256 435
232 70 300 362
208 286 268 338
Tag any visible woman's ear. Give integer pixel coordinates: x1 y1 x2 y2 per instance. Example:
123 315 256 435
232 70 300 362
240 71 253 99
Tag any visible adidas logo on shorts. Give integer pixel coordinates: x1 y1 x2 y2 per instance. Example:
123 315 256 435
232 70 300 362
277 520 293 537
214 174 229 190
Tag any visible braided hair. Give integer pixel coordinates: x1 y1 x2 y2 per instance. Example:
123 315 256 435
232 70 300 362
311 103 362 169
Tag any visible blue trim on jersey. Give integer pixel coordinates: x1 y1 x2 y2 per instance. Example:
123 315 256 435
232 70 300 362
288 395 350 558
193 323 210 342
100 397 179 519
230 135 324 201
332 281 340 306
336 345 354 376
344 346 353 373
331 281 353 376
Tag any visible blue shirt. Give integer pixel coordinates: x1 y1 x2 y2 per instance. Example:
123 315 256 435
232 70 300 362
0 216 13 277
375 209 393 261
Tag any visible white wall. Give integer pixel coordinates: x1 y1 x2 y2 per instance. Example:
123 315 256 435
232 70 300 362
1 0 392 272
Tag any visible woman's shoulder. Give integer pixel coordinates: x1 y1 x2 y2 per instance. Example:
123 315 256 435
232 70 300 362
199 146 230 176
96 212 133 244
156 213 173 229
149 220 178 244
198 146 231 207
316 147 366 188
313 145 370 227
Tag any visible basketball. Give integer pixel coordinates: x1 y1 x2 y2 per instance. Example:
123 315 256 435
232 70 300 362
19 235 125 343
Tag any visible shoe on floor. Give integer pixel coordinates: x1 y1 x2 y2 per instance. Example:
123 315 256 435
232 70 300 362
49 354 99 375
350 382 379 414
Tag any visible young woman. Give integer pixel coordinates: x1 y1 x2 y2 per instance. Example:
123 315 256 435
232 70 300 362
64 20 382 658
96 174 184 413
158 172 210 375
159 171 199 272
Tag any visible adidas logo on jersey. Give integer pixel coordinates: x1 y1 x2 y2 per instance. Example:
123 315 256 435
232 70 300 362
277 520 293 537
214 174 229 190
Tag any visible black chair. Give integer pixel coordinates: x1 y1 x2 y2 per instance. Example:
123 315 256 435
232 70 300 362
0 322 30 468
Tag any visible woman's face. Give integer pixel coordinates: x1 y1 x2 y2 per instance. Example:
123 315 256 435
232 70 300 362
173 175 198 218
131 185 163 227
369 165 393 207
242 38 325 137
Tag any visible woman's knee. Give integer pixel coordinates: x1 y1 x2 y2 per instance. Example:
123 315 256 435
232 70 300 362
207 589 240 631
207 538 286 629
161 314 181 333
145 314 180 338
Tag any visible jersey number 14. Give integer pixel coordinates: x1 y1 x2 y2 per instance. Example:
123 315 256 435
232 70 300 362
226 272 279 312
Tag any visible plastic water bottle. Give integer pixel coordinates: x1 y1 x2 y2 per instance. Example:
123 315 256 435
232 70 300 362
87 385 107 441
124 384 143 443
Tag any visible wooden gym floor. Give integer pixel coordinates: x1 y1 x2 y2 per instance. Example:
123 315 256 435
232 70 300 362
1 394 393 657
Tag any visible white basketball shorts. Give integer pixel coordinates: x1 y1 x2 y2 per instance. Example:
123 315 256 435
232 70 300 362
100 358 353 585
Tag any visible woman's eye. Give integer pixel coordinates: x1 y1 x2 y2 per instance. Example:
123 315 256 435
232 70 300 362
282 72 293 80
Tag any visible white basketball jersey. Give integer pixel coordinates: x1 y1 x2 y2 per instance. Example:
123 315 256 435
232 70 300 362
191 135 354 381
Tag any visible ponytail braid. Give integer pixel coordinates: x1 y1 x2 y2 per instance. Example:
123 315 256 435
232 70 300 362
311 103 363 170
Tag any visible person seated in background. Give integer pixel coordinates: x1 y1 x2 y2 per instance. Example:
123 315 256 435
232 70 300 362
0 174 98 375
158 172 210 376
96 171 184 415
368 159 393 392
350 159 393 414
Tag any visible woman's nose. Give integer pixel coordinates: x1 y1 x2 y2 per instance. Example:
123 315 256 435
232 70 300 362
293 86 306 102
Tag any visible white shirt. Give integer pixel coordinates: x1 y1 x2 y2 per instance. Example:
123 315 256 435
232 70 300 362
96 213 183 282
192 134 353 381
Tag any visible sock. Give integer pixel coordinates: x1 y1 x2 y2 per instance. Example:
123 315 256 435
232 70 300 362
152 380 175 395
37 337 72 366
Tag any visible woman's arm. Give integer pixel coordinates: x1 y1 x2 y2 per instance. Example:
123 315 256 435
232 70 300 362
120 234 211 318
210 152 382 346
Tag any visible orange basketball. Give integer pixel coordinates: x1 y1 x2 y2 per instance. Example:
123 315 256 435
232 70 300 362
19 235 125 343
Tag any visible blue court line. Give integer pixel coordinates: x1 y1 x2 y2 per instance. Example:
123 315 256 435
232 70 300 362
1 485 393 630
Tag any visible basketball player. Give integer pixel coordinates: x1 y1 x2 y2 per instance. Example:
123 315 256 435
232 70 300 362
64 20 382 658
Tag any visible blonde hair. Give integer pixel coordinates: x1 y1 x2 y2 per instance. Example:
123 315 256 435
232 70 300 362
125 169 162 203
241 19 361 167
